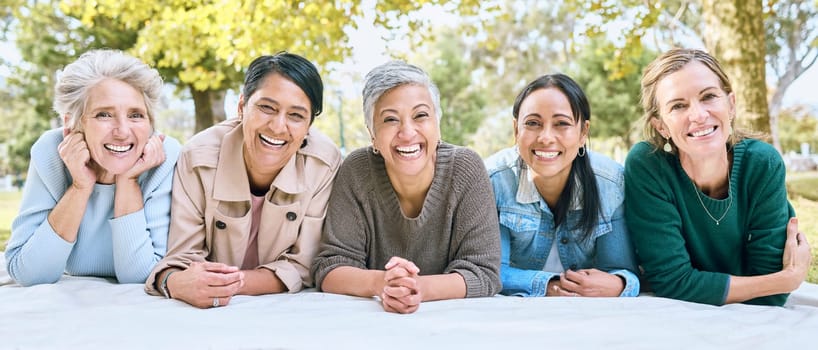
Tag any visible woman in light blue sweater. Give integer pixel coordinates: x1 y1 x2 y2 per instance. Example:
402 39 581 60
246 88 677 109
5 49 181 286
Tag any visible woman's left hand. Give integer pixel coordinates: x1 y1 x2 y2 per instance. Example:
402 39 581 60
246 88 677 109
120 133 166 181
556 268 624 297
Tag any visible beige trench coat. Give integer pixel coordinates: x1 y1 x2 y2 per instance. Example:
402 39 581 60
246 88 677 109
145 119 341 295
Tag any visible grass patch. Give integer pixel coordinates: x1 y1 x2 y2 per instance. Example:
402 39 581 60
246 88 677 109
0 190 22 249
788 174 818 202
787 171 818 283
790 196 818 284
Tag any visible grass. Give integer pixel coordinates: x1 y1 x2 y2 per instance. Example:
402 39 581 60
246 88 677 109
788 171 818 201
0 190 22 249
1 173 817 283
787 172 818 284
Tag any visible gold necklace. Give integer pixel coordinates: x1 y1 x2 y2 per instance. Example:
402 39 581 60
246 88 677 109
691 174 732 226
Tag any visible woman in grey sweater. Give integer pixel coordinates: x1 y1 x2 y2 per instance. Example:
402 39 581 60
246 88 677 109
312 61 501 314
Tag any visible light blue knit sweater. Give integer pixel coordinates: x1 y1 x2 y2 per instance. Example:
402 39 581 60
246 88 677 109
5 128 180 286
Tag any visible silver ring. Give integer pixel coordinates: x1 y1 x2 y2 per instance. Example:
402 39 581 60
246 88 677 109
212 297 220 307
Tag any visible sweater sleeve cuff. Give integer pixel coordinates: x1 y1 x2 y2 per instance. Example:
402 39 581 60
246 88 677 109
8 223 76 285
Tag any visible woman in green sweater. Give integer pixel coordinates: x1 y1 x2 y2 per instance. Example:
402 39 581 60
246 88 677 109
624 48 812 306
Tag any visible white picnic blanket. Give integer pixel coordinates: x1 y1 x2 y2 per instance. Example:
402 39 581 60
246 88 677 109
1 255 816 350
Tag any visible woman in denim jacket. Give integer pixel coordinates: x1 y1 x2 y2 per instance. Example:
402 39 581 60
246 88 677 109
484 74 640 297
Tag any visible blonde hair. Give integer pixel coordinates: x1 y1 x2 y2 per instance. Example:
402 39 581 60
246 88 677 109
53 49 163 131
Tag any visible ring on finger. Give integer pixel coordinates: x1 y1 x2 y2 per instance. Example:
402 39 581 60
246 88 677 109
213 297 220 307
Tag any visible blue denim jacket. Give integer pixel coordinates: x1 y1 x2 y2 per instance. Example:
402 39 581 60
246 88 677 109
485 147 640 297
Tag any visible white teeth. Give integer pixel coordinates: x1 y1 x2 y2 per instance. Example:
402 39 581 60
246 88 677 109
104 144 132 153
396 145 420 154
534 151 559 159
690 127 715 137
260 134 286 146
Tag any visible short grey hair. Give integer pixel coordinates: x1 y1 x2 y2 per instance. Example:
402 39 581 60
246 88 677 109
54 49 164 131
361 60 442 135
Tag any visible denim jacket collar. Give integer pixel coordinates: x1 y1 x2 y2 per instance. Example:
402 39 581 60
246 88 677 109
517 161 584 212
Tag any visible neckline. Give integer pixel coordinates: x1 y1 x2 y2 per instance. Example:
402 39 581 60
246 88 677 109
372 143 455 222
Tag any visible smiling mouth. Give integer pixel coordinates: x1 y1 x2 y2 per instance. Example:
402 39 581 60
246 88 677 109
533 150 559 159
259 134 286 147
396 144 422 156
104 144 134 153
689 126 716 137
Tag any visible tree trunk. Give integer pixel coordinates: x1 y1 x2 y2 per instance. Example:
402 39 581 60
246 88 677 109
190 87 227 133
701 0 770 137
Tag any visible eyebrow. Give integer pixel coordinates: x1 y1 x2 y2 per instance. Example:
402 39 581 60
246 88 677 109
523 112 572 119
378 103 432 117
664 86 720 107
86 105 147 114
412 103 432 111
257 97 309 113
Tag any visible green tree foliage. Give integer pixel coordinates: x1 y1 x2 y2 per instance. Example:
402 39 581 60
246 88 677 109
765 0 818 151
570 39 656 148
0 1 137 174
469 1 576 104
421 32 487 147
562 0 771 135
58 0 485 132
777 105 818 153
2 0 487 173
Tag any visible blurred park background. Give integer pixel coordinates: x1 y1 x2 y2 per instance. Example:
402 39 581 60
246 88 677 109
1 0 817 282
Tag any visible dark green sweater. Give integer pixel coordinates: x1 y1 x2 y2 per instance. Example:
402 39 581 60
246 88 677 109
624 139 793 306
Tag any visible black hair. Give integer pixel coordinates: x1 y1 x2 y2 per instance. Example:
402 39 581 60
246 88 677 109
512 73 600 241
242 52 323 124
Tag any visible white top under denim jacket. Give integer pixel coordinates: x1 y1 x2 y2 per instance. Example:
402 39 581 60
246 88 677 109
484 147 640 297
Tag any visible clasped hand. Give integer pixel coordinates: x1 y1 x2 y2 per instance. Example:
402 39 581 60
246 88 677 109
381 256 423 314
547 268 625 297
168 261 245 309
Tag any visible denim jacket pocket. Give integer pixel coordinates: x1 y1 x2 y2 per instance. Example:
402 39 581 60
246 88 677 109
499 210 539 232
500 211 548 269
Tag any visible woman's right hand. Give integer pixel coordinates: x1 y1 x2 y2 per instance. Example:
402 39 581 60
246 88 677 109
58 129 96 191
167 262 245 309
781 218 812 291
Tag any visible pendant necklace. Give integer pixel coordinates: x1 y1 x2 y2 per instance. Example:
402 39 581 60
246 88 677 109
691 173 732 226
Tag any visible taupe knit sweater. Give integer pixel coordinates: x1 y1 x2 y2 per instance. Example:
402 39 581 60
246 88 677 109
312 142 501 297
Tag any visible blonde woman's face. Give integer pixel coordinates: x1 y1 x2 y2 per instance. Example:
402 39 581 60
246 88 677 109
653 61 735 159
